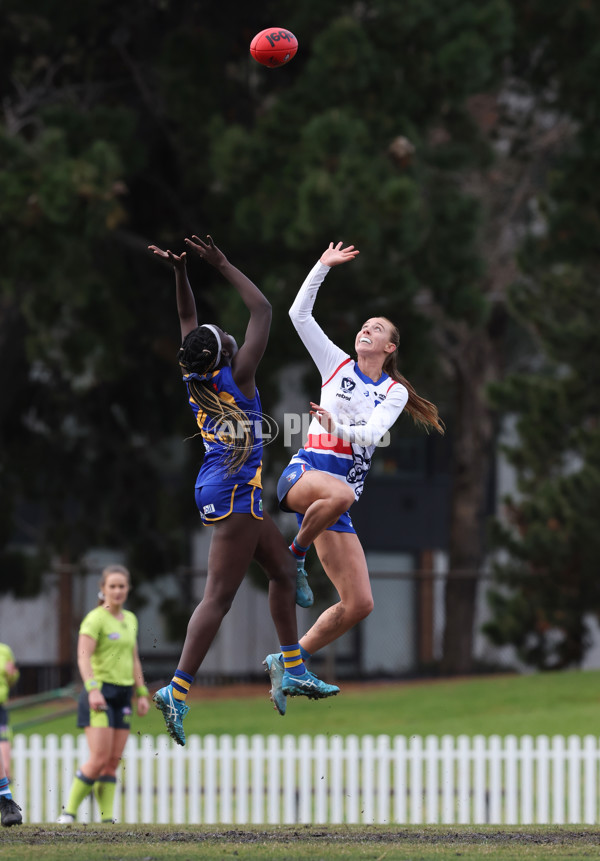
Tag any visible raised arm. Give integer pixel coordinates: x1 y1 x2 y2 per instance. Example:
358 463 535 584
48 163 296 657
289 242 360 379
185 235 271 392
148 246 197 340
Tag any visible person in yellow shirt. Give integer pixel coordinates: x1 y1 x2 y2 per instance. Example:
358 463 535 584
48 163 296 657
57 564 149 824
0 643 19 779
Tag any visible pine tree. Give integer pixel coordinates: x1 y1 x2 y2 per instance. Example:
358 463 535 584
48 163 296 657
484 0 600 667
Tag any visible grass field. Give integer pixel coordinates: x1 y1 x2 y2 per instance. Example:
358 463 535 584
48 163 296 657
7 671 600 859
3 825 600 860
10 668 600 739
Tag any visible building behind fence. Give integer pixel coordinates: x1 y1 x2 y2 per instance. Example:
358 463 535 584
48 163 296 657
13 732 600 826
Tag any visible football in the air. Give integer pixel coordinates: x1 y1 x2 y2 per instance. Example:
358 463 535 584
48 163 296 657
250 28 298 68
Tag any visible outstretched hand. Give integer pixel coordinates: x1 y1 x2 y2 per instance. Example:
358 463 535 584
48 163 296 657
148 245 187 270
310 402 336 434
319 242 360 268
185 234 227 268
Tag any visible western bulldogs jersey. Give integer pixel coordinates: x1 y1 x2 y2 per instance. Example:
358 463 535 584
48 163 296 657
287 260 408 501
183 365 263 488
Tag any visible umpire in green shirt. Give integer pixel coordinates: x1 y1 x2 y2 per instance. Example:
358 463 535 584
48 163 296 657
57 565 150 824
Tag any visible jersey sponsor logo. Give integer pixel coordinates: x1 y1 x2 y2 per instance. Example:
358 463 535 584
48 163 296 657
363 391 369 397
203 503 216 514
336 392 351 401
340 377 356 392
108 632 121 640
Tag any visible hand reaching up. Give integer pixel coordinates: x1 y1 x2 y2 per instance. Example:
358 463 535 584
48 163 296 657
185 235 228 269
319 242 360 268
148 245 187 271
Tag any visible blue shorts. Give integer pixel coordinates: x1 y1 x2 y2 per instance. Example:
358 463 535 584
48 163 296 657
277 463 356 535
0 704 10 742
77 682 133 730
195 482 263 525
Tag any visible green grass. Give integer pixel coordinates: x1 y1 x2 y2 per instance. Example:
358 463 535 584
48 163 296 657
10 668 600 739
3 825 600 860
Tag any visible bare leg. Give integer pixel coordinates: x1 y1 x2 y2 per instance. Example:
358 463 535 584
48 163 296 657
283 472 355 548
81 727 114 779
0 742 10 781
94 727 130 821
178 513 261 676
300 531 374 655
252 511 298 645
98 728 130 779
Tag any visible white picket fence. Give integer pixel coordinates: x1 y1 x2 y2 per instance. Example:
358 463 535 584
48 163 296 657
12 733 600 825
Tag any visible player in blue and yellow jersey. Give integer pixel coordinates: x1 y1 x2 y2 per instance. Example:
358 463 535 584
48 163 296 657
57 565 149 824
148 235 339 741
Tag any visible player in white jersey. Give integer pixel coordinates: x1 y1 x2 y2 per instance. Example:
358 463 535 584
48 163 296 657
265 242 444 709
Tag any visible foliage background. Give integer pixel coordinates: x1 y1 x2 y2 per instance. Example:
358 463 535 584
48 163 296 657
1 0 598 671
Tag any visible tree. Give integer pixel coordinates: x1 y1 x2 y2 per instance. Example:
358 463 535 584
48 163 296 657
2 1 517 671
484 0 600 668
0 0 227 586
4 0 590 678
201 0 522 672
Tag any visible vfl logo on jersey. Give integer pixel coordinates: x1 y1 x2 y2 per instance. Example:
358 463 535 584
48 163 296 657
336 377 356 401
203 504 216 515
108 632 121 640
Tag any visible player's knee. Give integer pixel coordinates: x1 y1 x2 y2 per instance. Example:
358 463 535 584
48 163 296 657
89 753 111 775
349 595 374 623
209 592 237 618
329 485 355 515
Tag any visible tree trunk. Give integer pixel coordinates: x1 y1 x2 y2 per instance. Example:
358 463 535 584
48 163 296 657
441 329 497 674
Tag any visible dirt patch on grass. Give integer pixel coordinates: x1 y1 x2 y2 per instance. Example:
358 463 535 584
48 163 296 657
4 825 600 846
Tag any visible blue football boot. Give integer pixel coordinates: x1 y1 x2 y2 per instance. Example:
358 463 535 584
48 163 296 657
153 685 190 746
282 669 340 700
263 653 286 716
295 562 314 608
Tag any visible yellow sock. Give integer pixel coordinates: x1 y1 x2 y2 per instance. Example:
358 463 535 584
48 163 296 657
93 775 117 822
64 770 94 816
171 669 193 703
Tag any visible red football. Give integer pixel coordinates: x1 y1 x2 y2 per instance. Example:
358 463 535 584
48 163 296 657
250 28 298 68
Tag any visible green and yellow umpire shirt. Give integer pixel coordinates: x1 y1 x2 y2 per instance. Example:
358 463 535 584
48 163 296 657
79 607 138 687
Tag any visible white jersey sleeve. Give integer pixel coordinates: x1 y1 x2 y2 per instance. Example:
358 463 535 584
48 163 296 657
331 382 409 446
289 260 349 379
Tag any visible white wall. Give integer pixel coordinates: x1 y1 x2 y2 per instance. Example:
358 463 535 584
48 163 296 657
0 587 59 663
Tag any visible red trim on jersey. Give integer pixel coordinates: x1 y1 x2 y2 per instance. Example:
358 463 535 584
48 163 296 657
321 357 352 388
306 433 353 455
386 380 398 394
